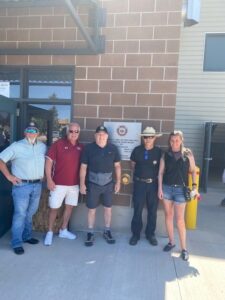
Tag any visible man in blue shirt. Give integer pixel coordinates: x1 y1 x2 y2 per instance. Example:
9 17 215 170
0 122 46 255
80 125 121 246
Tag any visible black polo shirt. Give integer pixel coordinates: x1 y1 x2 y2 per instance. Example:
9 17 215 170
81 142 120 173
130 145 162 179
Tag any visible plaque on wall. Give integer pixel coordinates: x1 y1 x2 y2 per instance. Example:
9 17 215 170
104 122 141 160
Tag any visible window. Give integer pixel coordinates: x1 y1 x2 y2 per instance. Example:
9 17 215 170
0 69 20 98
204 34 225 71
0 66 74 145
28 69 73 100
28 104 71 144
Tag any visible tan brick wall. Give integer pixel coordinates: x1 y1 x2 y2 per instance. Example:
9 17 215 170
0 0 183 207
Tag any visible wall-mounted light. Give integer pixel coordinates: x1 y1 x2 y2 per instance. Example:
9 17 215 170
183 0 201 27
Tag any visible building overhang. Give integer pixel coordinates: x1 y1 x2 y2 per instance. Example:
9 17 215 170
0 0 105 55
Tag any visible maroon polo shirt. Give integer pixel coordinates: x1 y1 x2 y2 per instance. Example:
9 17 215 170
46 138 84 186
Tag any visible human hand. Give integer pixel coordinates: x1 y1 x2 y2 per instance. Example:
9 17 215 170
8 175 21 185
47 179 56 191
80 183 87 195
158 189 164 200
114 182 121 194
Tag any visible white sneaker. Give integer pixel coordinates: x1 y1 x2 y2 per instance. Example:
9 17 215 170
44 231 53 246
59 228 76 240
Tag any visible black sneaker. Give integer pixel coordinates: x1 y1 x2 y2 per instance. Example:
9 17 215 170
103 230 115 244
163 242 175 252
13 246 25 255
24 238 39 245
181 249 189 261
85 232 94 247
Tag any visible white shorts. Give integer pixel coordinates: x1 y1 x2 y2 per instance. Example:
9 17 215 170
49 185 79 209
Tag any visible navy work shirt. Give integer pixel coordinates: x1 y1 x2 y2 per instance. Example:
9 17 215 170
130 145 162 180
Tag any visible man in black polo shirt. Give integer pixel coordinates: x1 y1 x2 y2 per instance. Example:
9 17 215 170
80 125 121 246
129 127 162 246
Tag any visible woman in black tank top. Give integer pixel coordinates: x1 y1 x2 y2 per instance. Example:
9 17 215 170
158 130 198 261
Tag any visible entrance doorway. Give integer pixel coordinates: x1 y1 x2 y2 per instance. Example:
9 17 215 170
201 122 225 192
0 96 17 237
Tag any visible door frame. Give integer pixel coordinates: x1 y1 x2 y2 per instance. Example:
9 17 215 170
0 95 17 238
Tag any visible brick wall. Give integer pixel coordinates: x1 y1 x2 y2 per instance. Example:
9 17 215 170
75 0 182 146
0 0 183 207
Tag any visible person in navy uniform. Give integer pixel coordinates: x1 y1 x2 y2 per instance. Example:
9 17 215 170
129 127 162 246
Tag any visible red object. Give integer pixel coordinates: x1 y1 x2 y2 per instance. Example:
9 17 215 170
47 138 84 185
197 194 201 201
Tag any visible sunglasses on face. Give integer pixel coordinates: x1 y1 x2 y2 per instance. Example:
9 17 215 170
69 130 80 134
143 136 155 139
25 129 39 134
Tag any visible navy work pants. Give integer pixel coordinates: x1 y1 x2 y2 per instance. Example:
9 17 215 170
131 180 158 239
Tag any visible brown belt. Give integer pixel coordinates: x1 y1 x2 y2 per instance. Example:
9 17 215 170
134 176 154 183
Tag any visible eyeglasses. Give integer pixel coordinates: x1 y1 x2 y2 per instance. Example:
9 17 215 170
69 130 80 134
143 136 155 139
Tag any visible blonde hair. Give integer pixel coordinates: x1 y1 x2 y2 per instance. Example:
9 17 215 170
168 130 189 154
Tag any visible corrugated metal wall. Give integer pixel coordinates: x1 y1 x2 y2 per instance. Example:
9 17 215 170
175 0 225 167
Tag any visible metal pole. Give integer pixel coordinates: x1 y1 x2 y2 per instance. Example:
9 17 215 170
64 0 98 53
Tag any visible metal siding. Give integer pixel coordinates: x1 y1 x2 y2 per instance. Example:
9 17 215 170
175 0 225 167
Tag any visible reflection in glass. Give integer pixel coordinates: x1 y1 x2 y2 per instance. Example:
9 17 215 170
0 70 20 98
27 104 71 145
28 70 73 99
0 111 10 152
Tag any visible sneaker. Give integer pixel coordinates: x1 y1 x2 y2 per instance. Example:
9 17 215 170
59 228 76 240
85 232 94 247
13 246 25 255
44 231 53 246
163 242 175 252
181 249 189 261
103 230 115 244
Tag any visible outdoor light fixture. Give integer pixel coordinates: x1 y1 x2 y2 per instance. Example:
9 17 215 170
183 0 201 27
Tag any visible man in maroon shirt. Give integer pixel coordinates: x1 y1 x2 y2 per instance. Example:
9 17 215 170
44 123 83 246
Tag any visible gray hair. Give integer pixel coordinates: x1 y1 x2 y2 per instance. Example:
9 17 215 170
66 122 80 134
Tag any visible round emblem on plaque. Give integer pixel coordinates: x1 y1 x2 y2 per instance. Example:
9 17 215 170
117 125 128 136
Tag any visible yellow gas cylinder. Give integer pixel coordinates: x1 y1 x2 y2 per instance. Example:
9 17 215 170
185 166 200 229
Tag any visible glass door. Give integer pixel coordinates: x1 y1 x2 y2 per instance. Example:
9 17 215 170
0 95 17 237
26 104 71 146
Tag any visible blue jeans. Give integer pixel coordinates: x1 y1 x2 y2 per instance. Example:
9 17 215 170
162 184 186 203
11 182 42 248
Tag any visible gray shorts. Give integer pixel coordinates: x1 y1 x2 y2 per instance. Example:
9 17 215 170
86 182 113 209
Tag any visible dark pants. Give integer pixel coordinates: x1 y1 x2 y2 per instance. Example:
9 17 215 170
131 180 158 239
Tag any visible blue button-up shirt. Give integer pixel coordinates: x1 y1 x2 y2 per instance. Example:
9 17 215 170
0 138 47 180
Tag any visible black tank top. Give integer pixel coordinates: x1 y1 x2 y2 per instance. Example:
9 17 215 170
163 151 190 186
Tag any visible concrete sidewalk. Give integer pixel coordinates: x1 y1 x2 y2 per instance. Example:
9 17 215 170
0 188 225 300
